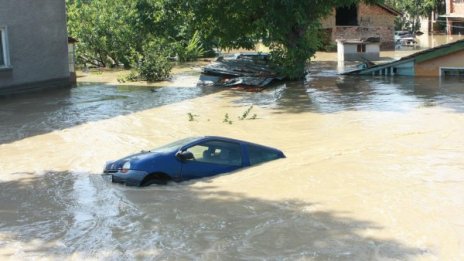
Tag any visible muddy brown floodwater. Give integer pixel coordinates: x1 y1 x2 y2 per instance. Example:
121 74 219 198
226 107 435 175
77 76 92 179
1 61 464 260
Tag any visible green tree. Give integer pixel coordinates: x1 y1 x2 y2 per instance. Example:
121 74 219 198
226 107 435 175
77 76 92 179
385 0 444 32
181 0 380 79
67 0 142 68
67 0 184 80
67 0 208 80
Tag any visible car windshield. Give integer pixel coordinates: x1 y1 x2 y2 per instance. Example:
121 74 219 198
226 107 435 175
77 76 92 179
151 137 200 152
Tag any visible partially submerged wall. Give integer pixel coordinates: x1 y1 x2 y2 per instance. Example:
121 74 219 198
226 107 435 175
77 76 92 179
415 49 464 77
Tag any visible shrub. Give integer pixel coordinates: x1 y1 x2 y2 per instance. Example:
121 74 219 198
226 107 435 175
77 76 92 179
136 41 173 82
177 31 205 62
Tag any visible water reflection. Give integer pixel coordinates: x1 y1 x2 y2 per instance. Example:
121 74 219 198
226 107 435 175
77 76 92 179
416 34 464 49
2 72 464 146
226 74 464 114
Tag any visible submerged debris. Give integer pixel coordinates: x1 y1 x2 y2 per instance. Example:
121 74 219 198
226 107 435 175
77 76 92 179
198 53 282 90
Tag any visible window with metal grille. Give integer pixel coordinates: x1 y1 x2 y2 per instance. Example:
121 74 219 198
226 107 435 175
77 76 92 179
357 44 366 53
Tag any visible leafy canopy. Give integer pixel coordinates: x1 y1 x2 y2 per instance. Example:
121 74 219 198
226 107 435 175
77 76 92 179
183 0 380 78
66 0 199 80
385 0 444 31
67 0 384 79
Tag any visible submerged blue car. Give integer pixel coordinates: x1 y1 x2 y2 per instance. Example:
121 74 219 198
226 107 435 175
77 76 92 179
103 136 285 186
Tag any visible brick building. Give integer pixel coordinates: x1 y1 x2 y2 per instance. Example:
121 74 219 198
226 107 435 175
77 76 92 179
321 3 401 50
443 0 464 34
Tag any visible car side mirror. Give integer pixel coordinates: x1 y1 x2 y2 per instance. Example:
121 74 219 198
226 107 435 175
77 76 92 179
176 150 194 161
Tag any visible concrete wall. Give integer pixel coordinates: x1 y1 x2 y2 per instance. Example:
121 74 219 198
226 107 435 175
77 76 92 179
337 41 380 61
0 0 70 94
321 4 396 50
415 49 464 77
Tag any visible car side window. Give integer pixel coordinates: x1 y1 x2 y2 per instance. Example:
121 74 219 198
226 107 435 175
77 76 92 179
248 144 280 166
185 140 242 166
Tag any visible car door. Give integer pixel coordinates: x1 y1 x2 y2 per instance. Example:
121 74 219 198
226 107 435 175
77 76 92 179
180 140 243 180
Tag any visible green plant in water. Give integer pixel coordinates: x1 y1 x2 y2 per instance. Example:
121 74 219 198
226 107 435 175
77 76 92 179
239 105 256 120
223 113 233 124
188 113 199 121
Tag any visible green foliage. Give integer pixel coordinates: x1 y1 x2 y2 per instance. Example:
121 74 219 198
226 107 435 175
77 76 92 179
385 0 444 32
238 105 256 120
66 0 141 68
136 40 173 82
223 114 233 124
124 71 139 82
66 0 204 81
117 76 126 83
185 0 381 79
177 31 205 62
318 29 337 52
187 113 198 121
67 0 383 80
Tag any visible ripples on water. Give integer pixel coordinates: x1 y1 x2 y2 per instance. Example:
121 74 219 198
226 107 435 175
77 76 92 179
0 171 427 260
1 72 464 145
229 71 464 114
1 65 464 259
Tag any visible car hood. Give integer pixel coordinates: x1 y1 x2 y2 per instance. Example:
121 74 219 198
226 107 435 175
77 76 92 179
104 150 168 172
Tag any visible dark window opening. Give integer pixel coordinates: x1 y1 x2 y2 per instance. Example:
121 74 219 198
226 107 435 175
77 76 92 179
451 22 464 35
442 68 464 78
336 5 358 26
357 44 366 53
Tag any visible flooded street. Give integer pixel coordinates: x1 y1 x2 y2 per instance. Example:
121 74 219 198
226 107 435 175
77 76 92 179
1 67 464 260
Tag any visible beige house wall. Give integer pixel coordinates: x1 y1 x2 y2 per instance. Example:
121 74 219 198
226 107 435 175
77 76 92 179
445 0 464 35
451 1 464 14
415 49 464 76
